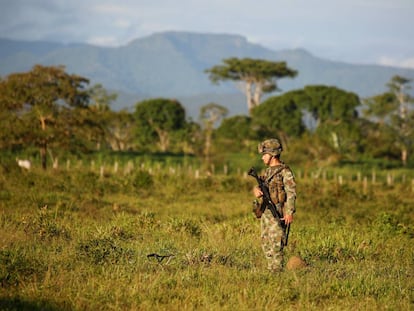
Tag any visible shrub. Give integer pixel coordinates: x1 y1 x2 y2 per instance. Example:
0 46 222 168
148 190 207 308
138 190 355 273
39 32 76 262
131 170 153 189
167 217 202 238
0 248 46 287
76 237 135 265
23 206 71 240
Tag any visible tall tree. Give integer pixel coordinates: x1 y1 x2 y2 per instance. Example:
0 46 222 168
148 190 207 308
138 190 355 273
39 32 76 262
364 75 414 165
87 84 120 150
104 110 136 151
205 58 297 114
134 98 187 152
199 103 228 165
0 65 90 169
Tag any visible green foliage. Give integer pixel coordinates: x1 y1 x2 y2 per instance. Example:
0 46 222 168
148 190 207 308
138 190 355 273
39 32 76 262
0 65 94 169
300 85 360 123
252 92 305 139
131 170 154 189
23 206 71 241
2 67 414 166
215 115 257 151
133 98 187 152
205 57 297 112
363 92 398 121
205 57 297 84
362 75 414 166
0 247 46 287
167 217 202 238
77 237 135 265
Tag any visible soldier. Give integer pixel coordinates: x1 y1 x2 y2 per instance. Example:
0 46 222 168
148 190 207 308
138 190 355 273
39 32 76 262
253 138 296 272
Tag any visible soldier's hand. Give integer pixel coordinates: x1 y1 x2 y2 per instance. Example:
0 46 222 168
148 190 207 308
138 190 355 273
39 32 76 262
253 186 263 198
282 214 293 225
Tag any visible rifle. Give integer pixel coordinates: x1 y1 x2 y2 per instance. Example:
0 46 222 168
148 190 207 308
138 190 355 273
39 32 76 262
248 167 283 220
248 167 290 245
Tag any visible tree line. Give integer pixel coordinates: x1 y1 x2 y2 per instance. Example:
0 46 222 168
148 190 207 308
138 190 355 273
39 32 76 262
0 60 413 170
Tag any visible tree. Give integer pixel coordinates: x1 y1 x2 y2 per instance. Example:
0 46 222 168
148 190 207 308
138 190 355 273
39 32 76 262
133 98 187 152
363 93 396 125
86 84 135 151
298 85 362 157
102 110 136 151
251 90 305 150
250 85 362 158
172 120 203 155
199 103 228 165
215 115 257 152
363 75 414 165
0 65 90 169
300 85 360 127
205 58 297 114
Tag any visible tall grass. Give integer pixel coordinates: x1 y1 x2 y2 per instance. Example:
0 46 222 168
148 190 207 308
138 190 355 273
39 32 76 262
0 160 413 310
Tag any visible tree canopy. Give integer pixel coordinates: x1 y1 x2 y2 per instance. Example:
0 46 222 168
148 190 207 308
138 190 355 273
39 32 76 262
363 75 414 165
134 98 187 152
251 92 305 144
0 65 92 169
205 58 297 114
2 64 414 168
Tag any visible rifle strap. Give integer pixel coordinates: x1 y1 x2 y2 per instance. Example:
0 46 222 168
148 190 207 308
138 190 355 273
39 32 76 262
265 164 287 184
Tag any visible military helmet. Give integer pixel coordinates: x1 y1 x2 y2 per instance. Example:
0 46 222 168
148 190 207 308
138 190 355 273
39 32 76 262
258 138 283 156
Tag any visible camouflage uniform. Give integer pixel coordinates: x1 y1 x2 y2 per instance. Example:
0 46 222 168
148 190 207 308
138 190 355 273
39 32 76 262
256 139 296 272
260 164 296 272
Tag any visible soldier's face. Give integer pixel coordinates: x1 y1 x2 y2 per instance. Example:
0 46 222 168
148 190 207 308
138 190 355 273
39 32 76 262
261 153 272 165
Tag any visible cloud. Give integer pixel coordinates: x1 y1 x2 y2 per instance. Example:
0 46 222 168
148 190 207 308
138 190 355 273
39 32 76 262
401 58 414 69
0 0 413 68
87 36 120 47
114 19 131 29
378 56 414 69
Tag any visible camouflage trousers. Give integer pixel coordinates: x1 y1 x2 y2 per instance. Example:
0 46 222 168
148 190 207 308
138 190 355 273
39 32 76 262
260 209 286 272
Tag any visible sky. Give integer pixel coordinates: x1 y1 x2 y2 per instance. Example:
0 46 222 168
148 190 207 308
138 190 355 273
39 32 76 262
0 0 413 68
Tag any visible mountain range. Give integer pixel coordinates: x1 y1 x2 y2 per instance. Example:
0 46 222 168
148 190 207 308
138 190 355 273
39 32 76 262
1 31 414 118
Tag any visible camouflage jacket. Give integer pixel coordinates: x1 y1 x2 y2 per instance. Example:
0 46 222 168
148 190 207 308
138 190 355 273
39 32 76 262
263 163 296 216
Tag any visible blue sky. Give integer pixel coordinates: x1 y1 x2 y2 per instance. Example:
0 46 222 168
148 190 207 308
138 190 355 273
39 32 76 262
0 0 413 68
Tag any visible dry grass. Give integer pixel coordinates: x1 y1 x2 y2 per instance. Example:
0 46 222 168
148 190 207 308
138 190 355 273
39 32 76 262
0 164 413 310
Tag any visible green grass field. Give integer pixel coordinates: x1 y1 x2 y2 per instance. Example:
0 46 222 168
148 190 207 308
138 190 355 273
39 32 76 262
0 161 413 310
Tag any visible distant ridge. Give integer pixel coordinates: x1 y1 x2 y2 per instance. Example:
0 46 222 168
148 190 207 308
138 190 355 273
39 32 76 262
1 31 414 117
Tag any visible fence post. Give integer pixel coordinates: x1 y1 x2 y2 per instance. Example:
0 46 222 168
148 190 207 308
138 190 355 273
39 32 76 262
53 157 58 169
387 173 392 186
363 177 368 195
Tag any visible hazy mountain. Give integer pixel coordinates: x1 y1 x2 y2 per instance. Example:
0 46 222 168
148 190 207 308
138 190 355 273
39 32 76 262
1 31 414 118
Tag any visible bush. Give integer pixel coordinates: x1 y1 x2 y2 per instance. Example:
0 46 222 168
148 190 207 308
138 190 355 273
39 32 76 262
131 170 153 189
76 237 135 265
0 248 46 287
23 206 71 240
